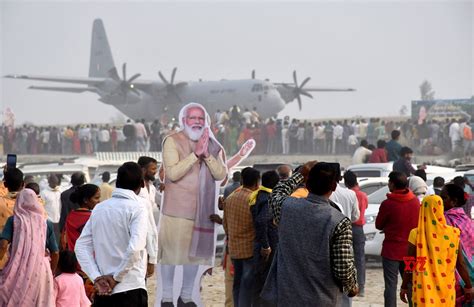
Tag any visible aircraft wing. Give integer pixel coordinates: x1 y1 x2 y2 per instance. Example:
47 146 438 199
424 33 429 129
304 87 356 92
275 83 355 92
4 74 155 89
29 86 98 93
5 74 107 85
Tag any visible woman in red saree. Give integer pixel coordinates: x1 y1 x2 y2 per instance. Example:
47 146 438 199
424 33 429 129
64 184 100 251
441 184 474 306
63 184 100 299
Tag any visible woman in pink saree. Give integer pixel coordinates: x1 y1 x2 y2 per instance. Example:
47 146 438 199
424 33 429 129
0 189 55 306
441 184 474 306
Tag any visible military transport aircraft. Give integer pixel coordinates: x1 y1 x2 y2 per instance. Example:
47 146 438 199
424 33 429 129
5 19 355 121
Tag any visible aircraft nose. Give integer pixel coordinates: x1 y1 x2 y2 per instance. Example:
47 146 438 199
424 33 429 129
269 89 285 114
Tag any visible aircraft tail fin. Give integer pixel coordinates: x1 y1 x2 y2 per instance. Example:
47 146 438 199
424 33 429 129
89 19 116 78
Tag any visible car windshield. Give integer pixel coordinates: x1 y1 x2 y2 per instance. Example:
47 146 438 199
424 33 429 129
465 174 474 185
367 185 390 204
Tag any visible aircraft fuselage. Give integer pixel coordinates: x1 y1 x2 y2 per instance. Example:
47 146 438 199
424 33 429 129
102 79 286 121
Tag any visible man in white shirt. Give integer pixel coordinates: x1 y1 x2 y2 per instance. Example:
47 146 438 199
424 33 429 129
135 119 149 152
242 108 252 125
98 125 111 151
449 119 461 152
333 122 344 154
40 128 50 153
40 174 62 244
214 109 222 123
329 182 360 307
296 123 305 153
79 125 91 141
281 122 290 155
359 120 368 140
353 121 360 140
75 162 148 306
315 123 326 154
348 134 358 154
352 140 372 164
329 184 360 223
137 156 159 279
79 125 92 154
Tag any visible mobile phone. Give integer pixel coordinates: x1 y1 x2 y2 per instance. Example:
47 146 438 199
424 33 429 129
6 154 17 169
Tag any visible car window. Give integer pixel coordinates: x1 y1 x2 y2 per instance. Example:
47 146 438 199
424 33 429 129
350 170 381 178
367 186 390 204
465 175 474 185
361 184 384 196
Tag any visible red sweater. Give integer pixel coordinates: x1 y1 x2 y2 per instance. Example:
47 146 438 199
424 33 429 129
375 189 420 261
369 148 388 163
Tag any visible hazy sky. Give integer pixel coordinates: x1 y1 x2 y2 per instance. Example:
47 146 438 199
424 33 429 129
1 0 472 125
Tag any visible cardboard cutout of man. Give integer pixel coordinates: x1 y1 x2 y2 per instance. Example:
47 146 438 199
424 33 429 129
157 103 228 307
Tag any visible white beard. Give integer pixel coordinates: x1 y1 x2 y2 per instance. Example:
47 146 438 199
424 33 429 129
184 124 204 141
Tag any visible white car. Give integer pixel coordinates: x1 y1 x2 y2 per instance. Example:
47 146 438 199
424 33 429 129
363 185 389 256
347 162 458 179
347 163 393 178
20 162 91 192
356 177 389 195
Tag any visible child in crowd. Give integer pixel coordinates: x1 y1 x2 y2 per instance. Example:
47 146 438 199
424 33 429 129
54 250 91 307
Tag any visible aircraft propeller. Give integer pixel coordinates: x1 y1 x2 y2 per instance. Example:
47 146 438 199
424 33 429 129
108 63 141 99
158 67 184 103
283 70 313 111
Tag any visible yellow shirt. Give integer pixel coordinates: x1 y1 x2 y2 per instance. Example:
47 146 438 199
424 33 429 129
99 182 113 202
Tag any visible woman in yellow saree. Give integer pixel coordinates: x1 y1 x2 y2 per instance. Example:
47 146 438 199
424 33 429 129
400 195 472 306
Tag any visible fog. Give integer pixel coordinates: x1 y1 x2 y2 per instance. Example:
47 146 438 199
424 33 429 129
0 0 472 125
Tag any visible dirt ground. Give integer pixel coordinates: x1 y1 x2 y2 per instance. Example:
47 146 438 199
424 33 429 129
146 261 405 306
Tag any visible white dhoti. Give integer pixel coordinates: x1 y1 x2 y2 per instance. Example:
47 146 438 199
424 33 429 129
158 215 210 265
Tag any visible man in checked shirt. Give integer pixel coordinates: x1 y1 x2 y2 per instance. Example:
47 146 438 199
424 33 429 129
261 161 358 306
223 167 260 307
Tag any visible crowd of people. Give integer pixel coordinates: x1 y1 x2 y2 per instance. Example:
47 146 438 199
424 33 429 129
216 164 473 307
0 119 162 155
0 157 158 306
2 106 473 159
0 101 472 307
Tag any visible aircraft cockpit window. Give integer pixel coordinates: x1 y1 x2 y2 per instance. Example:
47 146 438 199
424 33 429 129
263 85 269 91
251 84 263 92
